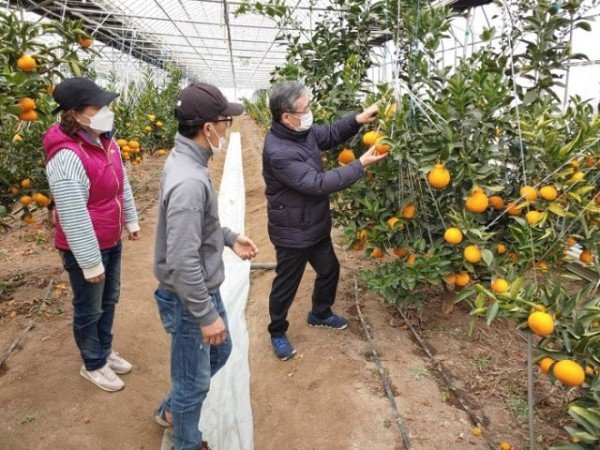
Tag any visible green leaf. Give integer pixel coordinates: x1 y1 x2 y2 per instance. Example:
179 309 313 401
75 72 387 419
486 301 500 325
548 203 568 217
482 249 494 266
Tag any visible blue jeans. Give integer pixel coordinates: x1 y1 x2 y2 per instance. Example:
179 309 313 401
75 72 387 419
61 242 122 371
154 287 232 450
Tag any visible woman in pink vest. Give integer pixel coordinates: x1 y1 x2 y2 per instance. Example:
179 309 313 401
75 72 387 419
43 78 140 392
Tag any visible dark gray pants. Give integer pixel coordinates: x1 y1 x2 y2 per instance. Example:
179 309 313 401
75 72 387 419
268 238 340 337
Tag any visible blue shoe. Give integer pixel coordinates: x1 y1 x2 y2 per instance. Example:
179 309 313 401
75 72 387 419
271 335 297 361
307 312 349 330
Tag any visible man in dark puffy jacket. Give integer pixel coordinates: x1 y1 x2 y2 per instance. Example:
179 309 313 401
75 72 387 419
263 81 387 360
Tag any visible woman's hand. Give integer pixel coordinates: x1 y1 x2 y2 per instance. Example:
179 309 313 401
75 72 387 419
128 231 141 241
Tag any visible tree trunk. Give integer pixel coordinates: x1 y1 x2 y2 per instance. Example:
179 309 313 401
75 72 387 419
441 283 456 315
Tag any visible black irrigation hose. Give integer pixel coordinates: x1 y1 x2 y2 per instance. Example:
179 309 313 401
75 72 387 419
394 305 497 450
353 277 412 450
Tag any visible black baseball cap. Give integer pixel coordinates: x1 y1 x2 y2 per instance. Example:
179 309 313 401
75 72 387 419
174 82 244 125
52 77 119 115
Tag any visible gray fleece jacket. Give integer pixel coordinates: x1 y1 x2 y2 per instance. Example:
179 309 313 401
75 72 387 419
153 133 238 326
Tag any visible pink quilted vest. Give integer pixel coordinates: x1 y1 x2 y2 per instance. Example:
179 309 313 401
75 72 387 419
43 123 125 251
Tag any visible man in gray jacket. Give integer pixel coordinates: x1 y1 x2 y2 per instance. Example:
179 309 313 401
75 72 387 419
153 82 258 450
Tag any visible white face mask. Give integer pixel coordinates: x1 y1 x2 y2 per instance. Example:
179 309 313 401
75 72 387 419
81 106 115 134
292 110 313 132
207 125 227 156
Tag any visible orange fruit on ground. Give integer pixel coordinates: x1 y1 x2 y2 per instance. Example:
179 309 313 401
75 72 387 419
567 235 576 248
466 192 489 213
427 164 451 189
539 186 558 201
580 249 592 264
19 97 36 112
537 261 549 271
489 196 505 210
22 214 36 224
407 254 417 266
496 243 507 254
371 248 385 259
117 138 128 147
528 311 555 336
444 228 463 245
539 357 554 374
338 148 356 165
492 278 510 294
553 360 585 387
19 110 38 121
472 426 482 436
20 195 34 206
520 186 538 201
17 55 36 72
386 217 400 230
526 210 543 225
506 202 522 216
402 203 416 219
122 152 131 160
21 178 33 189
499 443 512 450
157 149 167 156
352 241 365 251
362 131 381 147
128 140 140 150
464 245 482 264
79 36 93 48
454 273 470 287
393 247 409 258
13 134 23 142
156 121 164 128
135 157 142 164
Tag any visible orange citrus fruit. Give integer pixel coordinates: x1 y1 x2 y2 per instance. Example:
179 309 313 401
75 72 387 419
17 55 36 72
496 243 507 254
539 357 554 374
520 186 538 201
464 245 482 264
553 360 585 387
428 164 451 189
466 192 489 213
492 278 510 293
20 195 34 206
19 97 36 112
79 36 93 48
580 249 592 264
444 228 463 245
528 311 554 336
402 203 416 219
156 121 164 128
526 210 543 225
387 217 400 230
371 248 385 259
489 196 505 210
362 131 381 147
128 140 140 150
539 186 558 201
454 273 471 287
338 149 356 165
393 247 409 258
506 202 522 216
19 110 38 121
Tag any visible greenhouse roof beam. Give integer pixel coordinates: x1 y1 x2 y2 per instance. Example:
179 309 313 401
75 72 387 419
58 7 302 31
189 0 333 12
21 0 169 71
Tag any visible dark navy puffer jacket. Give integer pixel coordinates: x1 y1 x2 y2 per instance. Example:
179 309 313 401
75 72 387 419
262 113 365 249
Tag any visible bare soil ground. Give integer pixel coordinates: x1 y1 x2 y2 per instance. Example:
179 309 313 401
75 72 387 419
0 117 571 450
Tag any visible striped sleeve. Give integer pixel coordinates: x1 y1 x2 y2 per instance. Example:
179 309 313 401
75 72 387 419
46 149 104 279
122 169 140 233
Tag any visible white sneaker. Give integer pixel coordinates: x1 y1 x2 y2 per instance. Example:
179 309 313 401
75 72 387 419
107 351 133 374
80 364 125 392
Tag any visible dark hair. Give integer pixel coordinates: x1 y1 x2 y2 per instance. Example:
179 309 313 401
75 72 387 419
269 81 307 123
60 107 86 138
178 121 205 139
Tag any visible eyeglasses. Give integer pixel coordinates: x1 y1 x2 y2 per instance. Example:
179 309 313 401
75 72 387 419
213 116 233 127
291 105 311 115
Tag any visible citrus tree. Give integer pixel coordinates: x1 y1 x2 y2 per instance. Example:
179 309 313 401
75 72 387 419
0 10 95 227
241 0 599 446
